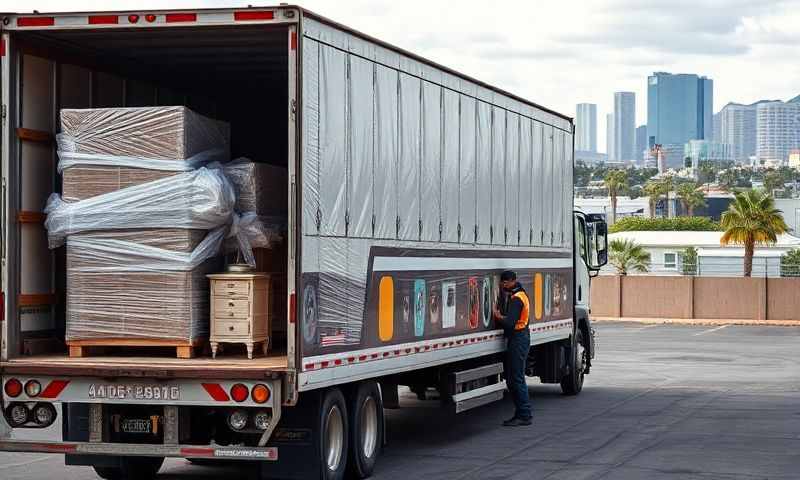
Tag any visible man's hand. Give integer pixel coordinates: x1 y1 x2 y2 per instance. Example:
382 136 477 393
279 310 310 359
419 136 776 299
493 307 503 321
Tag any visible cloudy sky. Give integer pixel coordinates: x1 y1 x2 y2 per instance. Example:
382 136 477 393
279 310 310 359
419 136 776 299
5 0 800 153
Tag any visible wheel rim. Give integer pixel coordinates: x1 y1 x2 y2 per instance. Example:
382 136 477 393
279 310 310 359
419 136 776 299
324 405 344 471
576 341 586 381
360 396 378 459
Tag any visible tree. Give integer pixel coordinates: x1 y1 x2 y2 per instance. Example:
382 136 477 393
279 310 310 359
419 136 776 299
661 175 674 218
763 170 784 197
609 239 650 275
574 160 592 187
610 216 720 233
719 169 738 191
604 169 628 224
681 247 698 276
676 183 707 216
697 161 716 185
643 180 662 219
720 189 789 277
780 248 800 277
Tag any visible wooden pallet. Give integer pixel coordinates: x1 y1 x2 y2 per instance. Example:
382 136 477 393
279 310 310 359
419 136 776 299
66 338 206 359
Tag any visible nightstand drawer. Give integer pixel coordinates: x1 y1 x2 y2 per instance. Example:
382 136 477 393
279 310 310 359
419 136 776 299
214 320 250 336
214 298 251 317
215 280 250 296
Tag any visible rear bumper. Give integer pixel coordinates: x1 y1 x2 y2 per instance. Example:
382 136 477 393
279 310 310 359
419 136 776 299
0 439 278 461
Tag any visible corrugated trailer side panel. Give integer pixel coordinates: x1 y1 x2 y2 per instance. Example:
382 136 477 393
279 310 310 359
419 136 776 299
297 15 574 391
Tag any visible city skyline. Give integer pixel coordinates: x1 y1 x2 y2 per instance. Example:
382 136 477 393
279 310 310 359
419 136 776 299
5 0 800 156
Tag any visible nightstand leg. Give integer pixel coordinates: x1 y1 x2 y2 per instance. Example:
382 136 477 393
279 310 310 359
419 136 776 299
262 340 269 356
211 342 218 359
246 343 254 360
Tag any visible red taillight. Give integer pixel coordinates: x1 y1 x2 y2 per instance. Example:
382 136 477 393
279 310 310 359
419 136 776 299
234 10 275 21
201 383 230 402
289 292 296 324
165 13 197 23
88 15 118 25
4 378 22 398
145 14 157 23
230 383 249 402
291 31 298 51
127 14 140 23
17 16 55 27
0 39 6 57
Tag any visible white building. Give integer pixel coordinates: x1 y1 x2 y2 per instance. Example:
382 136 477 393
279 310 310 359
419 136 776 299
575 197 650 223
576 103 597 153
756 100 800 164
607 231 800 277
719 101 764 163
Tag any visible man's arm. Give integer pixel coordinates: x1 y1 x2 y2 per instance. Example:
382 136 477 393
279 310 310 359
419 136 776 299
495 296 523 330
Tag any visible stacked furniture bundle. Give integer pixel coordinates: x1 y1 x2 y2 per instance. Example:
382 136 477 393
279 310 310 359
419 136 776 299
59 106 230 358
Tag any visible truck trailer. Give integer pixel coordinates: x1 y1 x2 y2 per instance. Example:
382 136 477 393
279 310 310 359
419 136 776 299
0 5 609 479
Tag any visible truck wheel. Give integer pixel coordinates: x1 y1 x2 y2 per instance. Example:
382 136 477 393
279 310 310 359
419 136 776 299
92 457 164 480
347 381 383 478
320 388 349 480
560 329 586 395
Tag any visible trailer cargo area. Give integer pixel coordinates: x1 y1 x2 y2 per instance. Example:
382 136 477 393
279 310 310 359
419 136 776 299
1 22 294 377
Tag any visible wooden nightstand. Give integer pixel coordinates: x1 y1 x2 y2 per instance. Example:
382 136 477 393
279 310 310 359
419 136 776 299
207 273 270 359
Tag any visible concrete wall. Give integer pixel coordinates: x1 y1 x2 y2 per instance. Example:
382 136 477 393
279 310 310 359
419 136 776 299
590 275 800 321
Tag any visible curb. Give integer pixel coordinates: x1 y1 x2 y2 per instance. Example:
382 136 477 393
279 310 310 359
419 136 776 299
590 316 800 327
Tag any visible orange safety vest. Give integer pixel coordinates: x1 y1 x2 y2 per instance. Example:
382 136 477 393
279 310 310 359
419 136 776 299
511 291 530 331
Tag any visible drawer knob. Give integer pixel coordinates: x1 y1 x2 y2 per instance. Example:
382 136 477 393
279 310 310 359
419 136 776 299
229 312 234 317
229 326 234 331
228 301 235 307
227 283 236 288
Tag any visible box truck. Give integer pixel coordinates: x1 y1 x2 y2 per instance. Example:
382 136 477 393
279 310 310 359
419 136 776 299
0 5 609 479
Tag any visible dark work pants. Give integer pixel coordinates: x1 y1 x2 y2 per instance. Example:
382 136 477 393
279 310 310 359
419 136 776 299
505 330 532 420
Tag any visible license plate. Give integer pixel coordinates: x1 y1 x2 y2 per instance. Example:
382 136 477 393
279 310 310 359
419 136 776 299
88 383 181 401
120 418 155 434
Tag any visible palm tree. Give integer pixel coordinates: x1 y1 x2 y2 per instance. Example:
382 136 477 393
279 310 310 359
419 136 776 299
643 180 662 218
676 183 707 216
661 175 674 218
604 169 628 224
720 189 789 277
609 239 650 275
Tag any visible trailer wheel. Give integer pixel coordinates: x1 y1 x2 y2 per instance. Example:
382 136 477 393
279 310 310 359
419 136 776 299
92 457 164 480
320 388 349 480
347 381 383 478
560 329 586 395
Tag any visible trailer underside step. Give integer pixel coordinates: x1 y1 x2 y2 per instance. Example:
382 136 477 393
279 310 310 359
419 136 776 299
452 381 506 413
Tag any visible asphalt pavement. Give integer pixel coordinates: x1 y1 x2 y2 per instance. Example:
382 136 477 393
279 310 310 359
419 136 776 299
2 322 799 479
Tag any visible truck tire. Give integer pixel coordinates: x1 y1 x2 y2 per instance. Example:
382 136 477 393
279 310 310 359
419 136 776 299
320 388 349 480
347 381 383 478
92 457 164 480
560 329 586 395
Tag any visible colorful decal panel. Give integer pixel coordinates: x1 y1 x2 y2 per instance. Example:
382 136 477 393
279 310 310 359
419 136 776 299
300 246 573 356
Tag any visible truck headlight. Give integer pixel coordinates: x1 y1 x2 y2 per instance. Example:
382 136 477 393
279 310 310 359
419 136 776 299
6 403 29 427
253 410 272 430
32 403 57 427
227 409 248 431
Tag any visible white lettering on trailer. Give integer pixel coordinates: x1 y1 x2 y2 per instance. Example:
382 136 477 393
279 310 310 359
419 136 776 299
88 383 180 401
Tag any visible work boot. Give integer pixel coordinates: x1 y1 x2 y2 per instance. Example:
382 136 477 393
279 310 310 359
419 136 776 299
502 415 518 426
503 417 532 427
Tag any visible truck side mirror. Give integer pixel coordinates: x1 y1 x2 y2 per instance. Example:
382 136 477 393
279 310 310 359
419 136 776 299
585 214 608 270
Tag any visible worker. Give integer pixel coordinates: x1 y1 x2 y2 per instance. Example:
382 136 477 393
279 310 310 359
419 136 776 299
492 270 532 426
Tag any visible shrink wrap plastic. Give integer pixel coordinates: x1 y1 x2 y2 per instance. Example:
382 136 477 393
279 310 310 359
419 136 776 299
45 106 285 341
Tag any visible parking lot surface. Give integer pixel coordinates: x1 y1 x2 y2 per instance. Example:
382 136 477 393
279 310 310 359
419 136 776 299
2 322 799 479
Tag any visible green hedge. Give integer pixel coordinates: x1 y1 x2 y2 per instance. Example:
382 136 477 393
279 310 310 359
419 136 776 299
610 216 721 233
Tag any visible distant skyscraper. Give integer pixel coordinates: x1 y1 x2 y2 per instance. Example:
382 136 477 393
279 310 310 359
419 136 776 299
756 99 800 164
647 72 713 147
614 92 636 161
719 101 769 163
635 125 647 163
712 112 721 142
575 103 597 152
606 113 615 161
